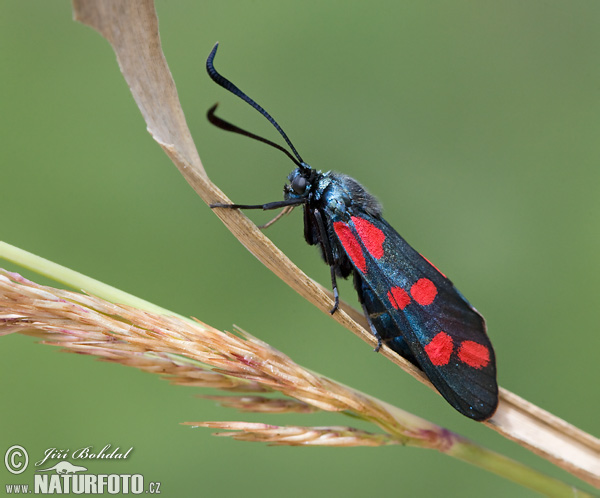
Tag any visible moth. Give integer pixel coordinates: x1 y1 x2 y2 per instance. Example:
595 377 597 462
206 43 498 421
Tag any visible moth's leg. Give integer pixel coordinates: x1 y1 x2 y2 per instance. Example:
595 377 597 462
210 198 305 211
258 205 296 229
312 209 340 314
354 274 384 352
362 304 384 352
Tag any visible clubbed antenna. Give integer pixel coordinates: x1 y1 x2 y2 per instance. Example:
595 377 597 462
207 104 302 167
206 43 306 166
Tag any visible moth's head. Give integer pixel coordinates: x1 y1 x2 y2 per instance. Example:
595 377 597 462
284 163 316 200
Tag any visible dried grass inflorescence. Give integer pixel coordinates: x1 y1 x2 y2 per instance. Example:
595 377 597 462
183 422 397 447
0 269 446 449
2 265 595 494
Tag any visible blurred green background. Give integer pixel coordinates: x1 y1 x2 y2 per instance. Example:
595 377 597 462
1 1 599 496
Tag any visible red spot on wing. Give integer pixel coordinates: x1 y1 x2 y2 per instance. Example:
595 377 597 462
458 341 490 369
424 332 453 366
387 286 411 310
421 254 446 278
333 221 366 273
410 278 437 306
351 216 385 259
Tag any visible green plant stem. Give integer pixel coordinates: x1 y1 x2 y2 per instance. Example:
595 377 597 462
0 241 184 319
449 440 585 497
379 401 589 497
0 240 592 497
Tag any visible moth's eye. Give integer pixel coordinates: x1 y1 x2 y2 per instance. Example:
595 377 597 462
291 176 308 194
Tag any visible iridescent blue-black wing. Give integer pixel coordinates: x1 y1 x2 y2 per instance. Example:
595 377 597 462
330 212 498 420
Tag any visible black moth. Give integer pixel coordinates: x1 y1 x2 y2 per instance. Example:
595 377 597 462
206 43 498 421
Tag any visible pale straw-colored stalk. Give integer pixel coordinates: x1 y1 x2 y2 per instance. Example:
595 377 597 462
0 254 589 496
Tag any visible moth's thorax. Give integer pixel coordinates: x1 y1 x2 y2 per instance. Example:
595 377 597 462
284 166 383 218
318 172 383 219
